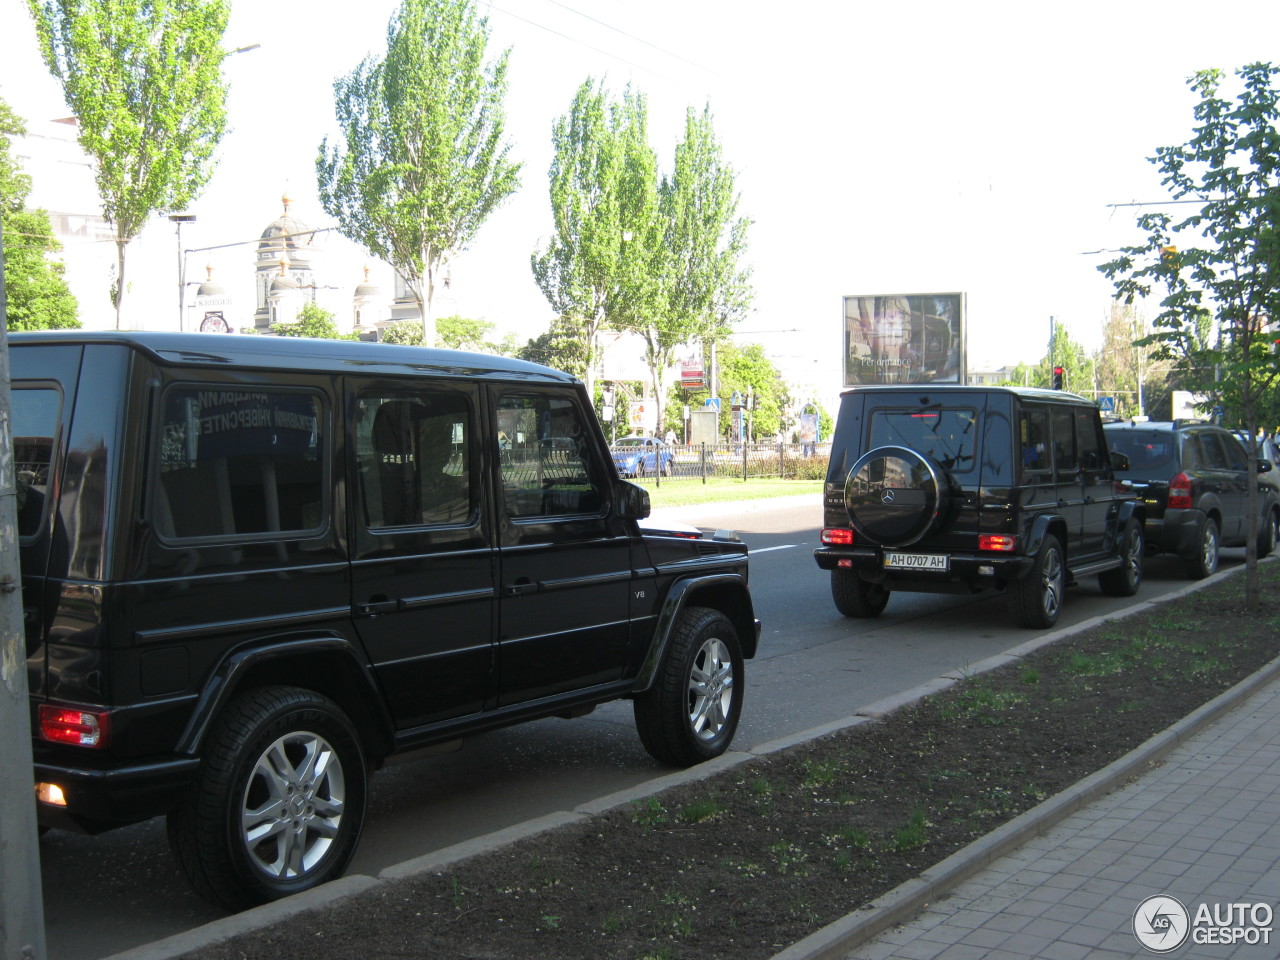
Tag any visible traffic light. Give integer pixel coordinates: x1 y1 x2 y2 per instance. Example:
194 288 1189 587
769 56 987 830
1052 366 1064 390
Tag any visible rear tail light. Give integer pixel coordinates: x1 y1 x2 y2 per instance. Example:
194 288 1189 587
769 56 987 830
821 528 855 546
1168 472 1193 509
979 534 1017 552
39 705 110 748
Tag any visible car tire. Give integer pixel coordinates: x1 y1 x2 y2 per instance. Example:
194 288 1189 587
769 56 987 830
1258 509 1278 557
830 569 890 618
1098 518 1144 597
167 686 367 911
1011 534 1065 629
1184 516 1220 580
634 606 742 767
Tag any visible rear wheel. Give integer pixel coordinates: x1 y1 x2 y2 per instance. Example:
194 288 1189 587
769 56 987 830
1184 516 1220 580
1098 519 1144 597
1011 534 1065 629
830 569 890 618
635 607 743 767
1258 509 1278 557
168 686 367 911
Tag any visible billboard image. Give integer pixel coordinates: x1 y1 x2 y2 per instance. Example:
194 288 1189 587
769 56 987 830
843 292 965 386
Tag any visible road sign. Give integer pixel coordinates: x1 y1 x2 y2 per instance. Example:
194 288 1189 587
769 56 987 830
1097 396 1115 412
704 397 721 413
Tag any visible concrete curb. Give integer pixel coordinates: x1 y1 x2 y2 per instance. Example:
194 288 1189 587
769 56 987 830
101 556 1262 960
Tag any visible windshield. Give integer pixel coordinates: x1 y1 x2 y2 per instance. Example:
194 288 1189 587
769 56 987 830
867 406 977 472
612 438 649 448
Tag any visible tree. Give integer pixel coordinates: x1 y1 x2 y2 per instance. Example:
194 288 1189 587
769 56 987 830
532 79 658 402
673 342 787 440
1094 300 1171 418
1100 61 1280 607
271 300 356 340
516 315 589 379
1 98 78 329
319 0 520 347
631 105 752 434
27 0 230 329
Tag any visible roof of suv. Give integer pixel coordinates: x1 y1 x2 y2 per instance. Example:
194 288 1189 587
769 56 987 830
8 330 576 383
1102 419 1213 432
840 383 1096 405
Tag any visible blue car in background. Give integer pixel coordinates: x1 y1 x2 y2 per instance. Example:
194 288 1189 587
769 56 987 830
611 435 673 477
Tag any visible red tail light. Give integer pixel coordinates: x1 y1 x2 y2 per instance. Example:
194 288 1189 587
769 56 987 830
979 534 1017 552
1168 472 1193 509
39 705 110 748
822 528 855 546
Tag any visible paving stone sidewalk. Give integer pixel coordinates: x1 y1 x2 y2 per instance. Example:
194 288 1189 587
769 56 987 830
843 678 1280 960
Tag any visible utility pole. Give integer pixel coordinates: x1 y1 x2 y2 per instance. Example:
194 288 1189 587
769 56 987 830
0 218 48 960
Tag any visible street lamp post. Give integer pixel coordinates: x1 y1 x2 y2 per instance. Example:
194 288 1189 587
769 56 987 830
170 214 196 331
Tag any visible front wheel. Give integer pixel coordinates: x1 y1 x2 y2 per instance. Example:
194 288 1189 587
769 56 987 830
168 686 368 911
1011 534 1065 629
634 607 743 767
1098 519 1144 597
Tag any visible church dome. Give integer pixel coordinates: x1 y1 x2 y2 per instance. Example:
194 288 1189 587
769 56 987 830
195 265 225 298
258 194 313 262
354 265 380 298
269 260 300 292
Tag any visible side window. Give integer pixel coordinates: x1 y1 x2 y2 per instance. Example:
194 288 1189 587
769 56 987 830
1222 432 1249 471
1197 433 1230 469
12 386 62 539
1075 409 1106 472
1050 406 1077 474
1180 435 1202 470
1019 406 1052 478
156 387 325 540
355 391 473 528
498 393 604 518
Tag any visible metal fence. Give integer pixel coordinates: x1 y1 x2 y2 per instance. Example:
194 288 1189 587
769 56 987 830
629 442 832 485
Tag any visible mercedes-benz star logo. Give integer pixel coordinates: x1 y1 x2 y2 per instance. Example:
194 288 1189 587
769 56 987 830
881 490 896 504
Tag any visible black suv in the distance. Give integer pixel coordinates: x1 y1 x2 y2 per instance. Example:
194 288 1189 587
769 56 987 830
1104 419 1280 578
814 385 1144 629
13 331 758 910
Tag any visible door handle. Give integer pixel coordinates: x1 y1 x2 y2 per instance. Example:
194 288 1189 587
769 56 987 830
357 599 400 616
503 581 538 597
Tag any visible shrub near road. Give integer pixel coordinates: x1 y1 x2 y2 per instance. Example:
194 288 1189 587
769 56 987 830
183 561 1280 960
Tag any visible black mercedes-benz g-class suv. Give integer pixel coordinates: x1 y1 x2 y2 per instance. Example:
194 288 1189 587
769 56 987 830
13 331 758 910
814 385 1143 628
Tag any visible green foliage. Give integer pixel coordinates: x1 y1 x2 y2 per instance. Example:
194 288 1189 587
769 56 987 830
271 300 357 340
28 0 230 328
1 98 78 329
532 79 657 400
517 314 590 378
672 342 789 439
1099 62 1280 604
318 0 520 345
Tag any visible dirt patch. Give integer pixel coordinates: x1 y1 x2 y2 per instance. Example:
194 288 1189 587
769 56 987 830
183 564 1280 960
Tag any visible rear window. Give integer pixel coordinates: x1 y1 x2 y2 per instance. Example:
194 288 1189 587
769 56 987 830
868 406 978 473
1106 429 1174 473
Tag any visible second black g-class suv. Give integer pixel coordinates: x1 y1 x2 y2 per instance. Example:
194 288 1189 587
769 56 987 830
13 331 758 911
814 385 1144 628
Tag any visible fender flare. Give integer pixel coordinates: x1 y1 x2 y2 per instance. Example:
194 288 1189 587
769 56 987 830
1023 513 1068 559
174 636 394 756
632 574 758 694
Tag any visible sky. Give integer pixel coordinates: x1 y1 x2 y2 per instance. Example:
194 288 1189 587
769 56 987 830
4 0 1280 404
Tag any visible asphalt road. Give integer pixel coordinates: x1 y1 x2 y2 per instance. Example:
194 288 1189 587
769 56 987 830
39 493 1230 960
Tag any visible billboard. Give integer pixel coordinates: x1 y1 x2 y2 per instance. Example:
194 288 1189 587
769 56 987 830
843 292 966 386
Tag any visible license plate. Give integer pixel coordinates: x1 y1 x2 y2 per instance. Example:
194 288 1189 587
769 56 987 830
884 551 949 572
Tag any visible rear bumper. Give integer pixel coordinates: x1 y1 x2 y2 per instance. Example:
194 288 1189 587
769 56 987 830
1142 508 1205 556
814 546 1035 590
33 751 200 833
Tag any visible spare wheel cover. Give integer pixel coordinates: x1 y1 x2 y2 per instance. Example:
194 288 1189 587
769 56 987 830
844 445 945 547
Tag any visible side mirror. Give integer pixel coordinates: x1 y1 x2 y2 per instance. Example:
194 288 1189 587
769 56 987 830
1109 451 1131 471
1259 459 1273 474
616 480 651 520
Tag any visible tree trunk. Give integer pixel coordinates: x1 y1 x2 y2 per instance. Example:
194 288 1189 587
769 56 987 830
114 239 128 330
